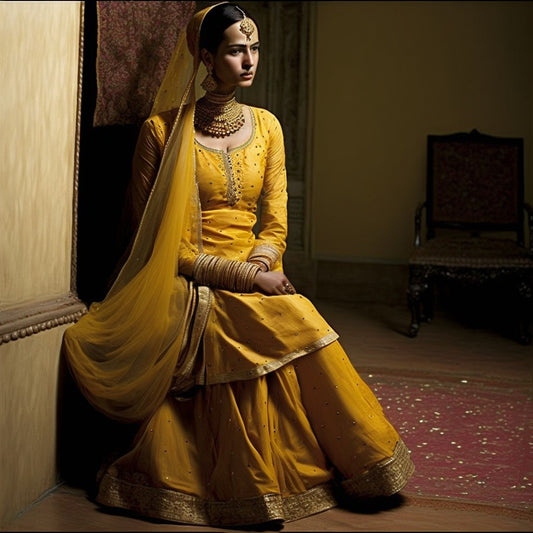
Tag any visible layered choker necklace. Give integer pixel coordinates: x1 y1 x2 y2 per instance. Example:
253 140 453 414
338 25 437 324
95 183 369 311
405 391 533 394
194 91 245 138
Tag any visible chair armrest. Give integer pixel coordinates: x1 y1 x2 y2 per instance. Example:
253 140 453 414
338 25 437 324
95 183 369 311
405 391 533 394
414 201 426 247
524 203 533 254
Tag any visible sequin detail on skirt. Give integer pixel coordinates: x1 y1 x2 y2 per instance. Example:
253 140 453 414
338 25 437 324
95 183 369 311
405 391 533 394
341 440 415 498
97 475 338 526
96 440 414 526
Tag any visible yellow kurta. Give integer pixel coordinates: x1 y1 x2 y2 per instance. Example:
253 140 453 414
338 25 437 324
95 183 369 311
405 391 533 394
191 108 339 384
92 106 415 526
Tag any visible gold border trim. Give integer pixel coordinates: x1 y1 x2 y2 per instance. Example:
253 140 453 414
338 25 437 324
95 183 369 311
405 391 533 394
97 475 337 526
206 331 339 384
341 439 415 498
96 440 415 527
170 284 213 394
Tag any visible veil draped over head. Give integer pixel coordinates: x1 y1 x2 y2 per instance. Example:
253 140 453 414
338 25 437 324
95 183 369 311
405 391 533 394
63 3 226 423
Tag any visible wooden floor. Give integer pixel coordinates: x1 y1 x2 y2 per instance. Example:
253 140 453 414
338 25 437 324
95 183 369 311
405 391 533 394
3 299 533 532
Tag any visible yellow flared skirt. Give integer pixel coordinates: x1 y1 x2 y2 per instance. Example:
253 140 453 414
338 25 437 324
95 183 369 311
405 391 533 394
96 340 414 526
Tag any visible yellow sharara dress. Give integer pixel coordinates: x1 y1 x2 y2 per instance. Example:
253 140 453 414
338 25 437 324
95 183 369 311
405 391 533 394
91 106 414 526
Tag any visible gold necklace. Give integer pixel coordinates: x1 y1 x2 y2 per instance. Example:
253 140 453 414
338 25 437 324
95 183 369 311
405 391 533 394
194 91 245 138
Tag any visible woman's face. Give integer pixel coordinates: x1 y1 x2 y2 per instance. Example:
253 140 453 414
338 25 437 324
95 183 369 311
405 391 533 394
204 19 260 93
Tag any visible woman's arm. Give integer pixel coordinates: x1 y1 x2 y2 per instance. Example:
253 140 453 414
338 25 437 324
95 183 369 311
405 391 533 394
247 113 288 272
249 113 295 294
122 117 168 241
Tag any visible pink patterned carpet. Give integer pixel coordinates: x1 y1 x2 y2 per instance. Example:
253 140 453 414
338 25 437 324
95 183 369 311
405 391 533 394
365 372 533 511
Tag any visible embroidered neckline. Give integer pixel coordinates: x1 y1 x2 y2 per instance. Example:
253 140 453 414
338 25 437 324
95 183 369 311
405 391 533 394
194 107 256 155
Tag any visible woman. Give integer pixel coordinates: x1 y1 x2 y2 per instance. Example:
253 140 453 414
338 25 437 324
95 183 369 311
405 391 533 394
63 2 414 527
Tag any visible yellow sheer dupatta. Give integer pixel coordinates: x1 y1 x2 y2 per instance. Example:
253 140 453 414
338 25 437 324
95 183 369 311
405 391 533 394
62 4 220 423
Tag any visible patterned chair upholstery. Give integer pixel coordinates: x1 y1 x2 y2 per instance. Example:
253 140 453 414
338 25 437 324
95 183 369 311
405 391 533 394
407 129 533 344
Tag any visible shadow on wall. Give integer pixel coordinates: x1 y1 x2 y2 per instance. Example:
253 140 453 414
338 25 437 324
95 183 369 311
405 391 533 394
76 2 141 305
57 3 141 492
56 351 139 496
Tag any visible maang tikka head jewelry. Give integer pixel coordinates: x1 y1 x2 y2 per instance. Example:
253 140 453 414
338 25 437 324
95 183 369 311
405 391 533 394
235 6 254 40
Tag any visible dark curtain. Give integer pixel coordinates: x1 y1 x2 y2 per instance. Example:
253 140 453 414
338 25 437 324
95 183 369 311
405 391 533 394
76 1 195 304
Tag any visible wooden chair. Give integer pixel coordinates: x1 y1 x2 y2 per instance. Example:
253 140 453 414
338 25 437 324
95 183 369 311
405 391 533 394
407 129 533 344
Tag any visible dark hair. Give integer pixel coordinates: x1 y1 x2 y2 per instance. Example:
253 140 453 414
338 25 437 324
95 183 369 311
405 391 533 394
199 3 257 53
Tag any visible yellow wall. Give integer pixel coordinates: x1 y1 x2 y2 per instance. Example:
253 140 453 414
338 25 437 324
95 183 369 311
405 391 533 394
0 1 82 526
311 1 533 263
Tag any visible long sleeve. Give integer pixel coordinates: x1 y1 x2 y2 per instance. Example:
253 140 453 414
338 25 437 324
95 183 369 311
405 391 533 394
110 115 169 286
249 114 288 271
121 113 175 241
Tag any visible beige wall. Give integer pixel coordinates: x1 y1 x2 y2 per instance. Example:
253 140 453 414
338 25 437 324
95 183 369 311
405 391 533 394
0 327 71 524
0 1 83 526
1 1 80 307
311 1 533 264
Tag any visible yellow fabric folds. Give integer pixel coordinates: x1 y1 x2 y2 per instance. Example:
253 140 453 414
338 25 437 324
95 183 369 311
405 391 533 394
63 104 198 422
95 341 413 525
62 6 216 422
63 275 189 422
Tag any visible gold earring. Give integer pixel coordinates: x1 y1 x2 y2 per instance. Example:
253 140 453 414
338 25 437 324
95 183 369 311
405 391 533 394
201 68 217 92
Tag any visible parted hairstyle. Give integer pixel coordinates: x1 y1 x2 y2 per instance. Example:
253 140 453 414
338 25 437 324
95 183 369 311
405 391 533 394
199 2 257 53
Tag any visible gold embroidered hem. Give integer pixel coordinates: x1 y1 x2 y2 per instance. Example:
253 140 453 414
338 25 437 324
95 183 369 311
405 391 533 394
97 475 338 526
341 440 415 498
201 291 340 384
170 283 212 395
206 330 339 384
96 440 415 527
93 347 414 527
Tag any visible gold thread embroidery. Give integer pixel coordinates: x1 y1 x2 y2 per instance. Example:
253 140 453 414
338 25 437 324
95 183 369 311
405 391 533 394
222 152 241 206
194 108 257 207
206 331 339 385
169 283 212 396
97 474 337 526
96 443 414 526
341 440 415 498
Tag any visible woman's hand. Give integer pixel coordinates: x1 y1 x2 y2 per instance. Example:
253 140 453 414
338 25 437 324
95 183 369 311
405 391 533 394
253 271 296 296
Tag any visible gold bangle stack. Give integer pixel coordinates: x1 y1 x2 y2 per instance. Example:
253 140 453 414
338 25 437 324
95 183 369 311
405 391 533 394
248 259 269 272
248 244 280 272
193 253 261 293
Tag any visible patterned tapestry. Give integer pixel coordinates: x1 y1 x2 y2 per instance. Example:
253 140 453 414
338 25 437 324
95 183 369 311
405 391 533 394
94 1 196 126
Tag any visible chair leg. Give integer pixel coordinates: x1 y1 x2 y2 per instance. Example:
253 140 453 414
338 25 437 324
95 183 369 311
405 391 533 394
407 281 427 337
421 283 434 322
